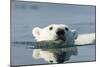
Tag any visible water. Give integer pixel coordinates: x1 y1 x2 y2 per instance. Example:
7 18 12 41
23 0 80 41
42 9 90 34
11 1 96 66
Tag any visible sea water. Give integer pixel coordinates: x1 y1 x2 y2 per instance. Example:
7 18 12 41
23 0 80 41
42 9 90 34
11 1 95 66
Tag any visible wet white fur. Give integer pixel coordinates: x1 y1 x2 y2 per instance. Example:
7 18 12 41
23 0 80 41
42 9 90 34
75 33 95 45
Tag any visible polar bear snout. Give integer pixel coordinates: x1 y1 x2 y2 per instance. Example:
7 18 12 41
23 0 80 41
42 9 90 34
56 29 65 36
49 60 54 63
56 28 66 41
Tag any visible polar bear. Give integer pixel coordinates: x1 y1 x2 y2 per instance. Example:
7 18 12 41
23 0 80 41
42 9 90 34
32 24 78 44
32 24 95 63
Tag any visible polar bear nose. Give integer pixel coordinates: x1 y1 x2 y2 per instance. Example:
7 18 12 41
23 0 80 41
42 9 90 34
49 60 53 63
56 29 65 36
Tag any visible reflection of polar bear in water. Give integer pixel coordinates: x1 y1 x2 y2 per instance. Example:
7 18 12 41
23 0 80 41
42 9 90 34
32 24 95 63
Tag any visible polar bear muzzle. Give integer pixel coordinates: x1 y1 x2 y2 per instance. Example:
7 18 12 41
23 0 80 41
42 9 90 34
56 28 66 41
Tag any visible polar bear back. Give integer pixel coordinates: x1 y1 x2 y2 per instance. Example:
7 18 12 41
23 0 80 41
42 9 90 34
75 33 95 45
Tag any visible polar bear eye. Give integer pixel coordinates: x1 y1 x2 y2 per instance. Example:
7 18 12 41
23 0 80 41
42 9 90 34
65 27 69 31
49 27 53 30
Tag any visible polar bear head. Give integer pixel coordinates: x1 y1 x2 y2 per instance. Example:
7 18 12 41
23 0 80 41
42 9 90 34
32 24 78 44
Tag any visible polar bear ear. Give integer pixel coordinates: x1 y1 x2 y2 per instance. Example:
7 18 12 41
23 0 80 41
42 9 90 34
72 30 78 40
32 27 41 39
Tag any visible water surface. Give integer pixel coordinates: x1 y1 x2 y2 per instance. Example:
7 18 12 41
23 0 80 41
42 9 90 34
11 1 96 66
